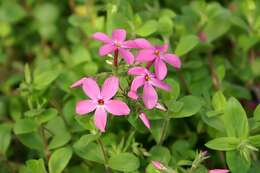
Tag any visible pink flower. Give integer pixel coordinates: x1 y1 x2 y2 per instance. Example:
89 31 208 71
209 169 229 173
135 39 181 80
128 67 171 109
70 77 87 88
151 161 167 170
139 112 150 129
92 29 135 64
74 76 130 132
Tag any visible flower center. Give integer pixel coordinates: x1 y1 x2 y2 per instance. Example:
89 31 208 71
154 50 160 56
144 74 150 81
98 99 104 105
114 41 121 48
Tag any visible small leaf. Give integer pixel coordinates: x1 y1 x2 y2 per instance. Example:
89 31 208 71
249 135 260 147
212 91 226 111
108 153 140 172
205 137 240 151
48 132 71 150
149 146 171 164
17 132 44 150
136 20 157 37
254 105 260 122
48 147 72 173
0 124 12 155
26 159 47 173
14 119 38 135
175 35 199 56
226 150 250 173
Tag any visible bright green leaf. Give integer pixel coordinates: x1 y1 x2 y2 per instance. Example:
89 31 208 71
205 137 240 151
108 153 140 172
175 35 199 56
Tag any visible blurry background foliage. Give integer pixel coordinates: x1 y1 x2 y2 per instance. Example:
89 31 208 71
0 0 260 173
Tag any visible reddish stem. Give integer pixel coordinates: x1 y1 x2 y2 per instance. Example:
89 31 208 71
114 49 119 67
146 60 154 69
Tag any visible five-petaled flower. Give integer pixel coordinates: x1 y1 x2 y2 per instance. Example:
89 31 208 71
92 29 136 64
128 67 171 109
71 76 130 132
209 169 229 173
135 39 181 80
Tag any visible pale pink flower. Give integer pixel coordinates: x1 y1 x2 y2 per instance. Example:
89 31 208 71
209 169 229 173
151 160 167 170
92 29 135 64
135 39 181 80
139 112 150 129
74 76 130 132
70 77 87 88
128 67 171 109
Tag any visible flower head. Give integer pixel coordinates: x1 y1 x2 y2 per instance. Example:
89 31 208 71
128 67 171 109
139 112 150 129
209 169 229 173
151 161 167 170
73 76 130 132
135 39 181 80
92 29 136 64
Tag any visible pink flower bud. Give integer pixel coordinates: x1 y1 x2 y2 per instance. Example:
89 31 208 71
209 169 229 173
139 112 150 129
151 161 167 170
155 103 167 111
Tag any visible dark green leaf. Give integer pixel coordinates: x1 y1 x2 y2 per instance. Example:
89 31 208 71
108 153 140 172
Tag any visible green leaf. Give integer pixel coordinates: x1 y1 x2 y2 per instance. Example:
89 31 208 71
33 70 60 90
249 135 260 147
171 95 202 118
212 91 226 111
17 132 44 150
175 35 199 56
0 124 12 155
158 16 173 35
14 119 38 135
136 20 157 37
26 159 47 173
48 147 72 173
149 146 171 164
48 132 71 150
24 64 31 84
205 137 240 151
108 153 140 172
223 97 249 138
254 105 260 122
226 150 250 173
37 108 58 124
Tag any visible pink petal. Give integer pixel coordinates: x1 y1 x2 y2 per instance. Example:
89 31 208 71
151 161 167 170
133 38 152 49
83 78 100 100
76 100 97 115
128 67 147 75
101 76 119 100
163 53 181 69
130 76 145 92
105 100 130 116
99 43 116 56
136 49 155 62
143 83 157 109
70 77 86 88
139 112 150 129
118 48 134 64
112 29 126 41
94 108 107 132
127 91 139 100
154 58 167 80
209 169 229 173
123 40 137 49
155 44 168 53
155 103 167 111
150 78 171 91
92 32 111 43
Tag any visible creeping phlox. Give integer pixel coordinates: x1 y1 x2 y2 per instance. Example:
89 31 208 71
71 29 181 132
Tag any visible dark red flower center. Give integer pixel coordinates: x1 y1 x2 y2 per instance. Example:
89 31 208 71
154 50 160 56
144 74 150 81
98 99 104 105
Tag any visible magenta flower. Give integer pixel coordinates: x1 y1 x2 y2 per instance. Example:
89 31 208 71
151 161 167 170
74 76 130 132
209 169 229 173
139 112 150 129
92 29 135 64
128 67 171 109
135 39 181 80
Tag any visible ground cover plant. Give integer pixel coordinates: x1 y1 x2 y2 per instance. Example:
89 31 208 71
0 0 260 173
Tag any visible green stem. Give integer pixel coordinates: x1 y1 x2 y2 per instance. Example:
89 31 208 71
97 138 112 173
159 118 169 145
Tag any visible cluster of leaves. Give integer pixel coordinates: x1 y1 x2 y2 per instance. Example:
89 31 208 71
0 0 260 173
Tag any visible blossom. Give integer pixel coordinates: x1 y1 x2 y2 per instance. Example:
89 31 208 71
151 161 167 170
135 39 181 80
209 169 229 173
128 67 171 109
70 77 87 88
74 76 130 132
92 29 135 64
139 112 150 129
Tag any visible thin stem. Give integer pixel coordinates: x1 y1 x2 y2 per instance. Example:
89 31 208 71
146 60 154 69
159 118 169 145
114 49 119 67
208 50 220 90
97 138 112 173
41 126 50 161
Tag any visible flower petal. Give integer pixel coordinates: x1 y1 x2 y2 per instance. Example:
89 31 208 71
119 48 134 64
70 77 86 88
83 78 100 99
127 91 139 100
76 100 96 115
143 83 157 109
150 78 171 91
112 29 126 41
101 76 119 100
99 43 116 56
128 67 147 75
155 44 168 53
139 112 150 129
106 100 130 116
92 32 111 43
163 53 181 69
130 76 145 91
133 38 152 49
136 49 155 62
94 108 107 132
154 58 167 80
209 169 229 173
